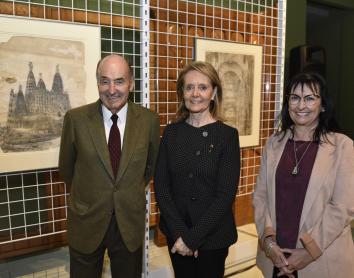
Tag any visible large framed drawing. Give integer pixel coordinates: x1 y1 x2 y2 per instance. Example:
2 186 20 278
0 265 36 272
195 38 262 148
0 17 100 172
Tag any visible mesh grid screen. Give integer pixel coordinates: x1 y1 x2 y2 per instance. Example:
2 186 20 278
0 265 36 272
148 0 284 221
0 0 286 257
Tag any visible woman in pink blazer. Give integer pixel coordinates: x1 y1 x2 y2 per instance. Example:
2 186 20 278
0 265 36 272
253 72 354 278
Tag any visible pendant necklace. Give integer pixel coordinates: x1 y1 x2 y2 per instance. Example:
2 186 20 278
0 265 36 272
292 140 312 175
294 141 307 151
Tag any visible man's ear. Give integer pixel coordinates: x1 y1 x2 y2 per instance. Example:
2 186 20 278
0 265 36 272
129 79 134 92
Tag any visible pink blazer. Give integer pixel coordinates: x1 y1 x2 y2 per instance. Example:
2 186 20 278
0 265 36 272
253 131 354 278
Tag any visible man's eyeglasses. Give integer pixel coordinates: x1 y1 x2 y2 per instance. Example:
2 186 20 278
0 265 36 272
288 94 320 106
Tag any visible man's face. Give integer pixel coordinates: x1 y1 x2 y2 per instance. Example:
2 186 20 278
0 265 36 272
97 56 133 114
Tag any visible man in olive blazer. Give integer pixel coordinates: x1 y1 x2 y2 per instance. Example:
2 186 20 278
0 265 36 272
59 55 160 278
253 130 354 278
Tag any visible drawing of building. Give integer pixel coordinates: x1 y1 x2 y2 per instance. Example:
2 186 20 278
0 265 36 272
1 62 71 152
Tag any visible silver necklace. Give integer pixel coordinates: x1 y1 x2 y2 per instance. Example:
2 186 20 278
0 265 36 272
294 141 307 151
292 140 312 175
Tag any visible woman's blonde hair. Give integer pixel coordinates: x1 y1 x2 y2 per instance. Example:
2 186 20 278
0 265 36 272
175 61 223 122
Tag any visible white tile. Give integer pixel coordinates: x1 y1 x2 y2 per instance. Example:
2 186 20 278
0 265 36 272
147 223 261 278
227 261 264 278
148 242 174 277
1 224 263 278
33 271 46 278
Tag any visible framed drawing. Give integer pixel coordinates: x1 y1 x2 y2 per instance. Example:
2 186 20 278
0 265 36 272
0 16 100 172
195 38 262 148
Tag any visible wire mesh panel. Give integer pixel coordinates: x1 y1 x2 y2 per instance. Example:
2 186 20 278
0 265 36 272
0 170 68 237
0 0 287 266
0 0 146 259
149 0 285 232
0 169 68 257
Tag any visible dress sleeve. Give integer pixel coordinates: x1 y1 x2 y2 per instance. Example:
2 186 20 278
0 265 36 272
181 129 241 250
154 126 189 242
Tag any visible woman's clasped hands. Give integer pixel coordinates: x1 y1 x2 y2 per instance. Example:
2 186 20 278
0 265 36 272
264 237 294 277
264 237 314 277
171 237 198 258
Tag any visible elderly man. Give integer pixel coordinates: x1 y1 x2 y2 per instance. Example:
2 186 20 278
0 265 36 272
59 54 160 278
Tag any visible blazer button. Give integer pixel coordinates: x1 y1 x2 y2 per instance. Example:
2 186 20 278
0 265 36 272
191 197 197 201
188 173 193 178
195 150 201 156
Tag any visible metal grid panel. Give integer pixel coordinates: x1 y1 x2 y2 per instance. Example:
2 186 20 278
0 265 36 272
0 0 146 258
148 0 285 219
1 0 144 102
0 0 287 264
0 170 67 243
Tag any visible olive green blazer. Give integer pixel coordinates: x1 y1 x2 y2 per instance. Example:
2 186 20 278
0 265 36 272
59 100 160 253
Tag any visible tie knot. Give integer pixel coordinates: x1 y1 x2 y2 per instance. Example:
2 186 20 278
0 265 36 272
111 114 118 124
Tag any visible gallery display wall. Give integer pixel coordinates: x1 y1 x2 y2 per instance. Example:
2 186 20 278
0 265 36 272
0 0 286 259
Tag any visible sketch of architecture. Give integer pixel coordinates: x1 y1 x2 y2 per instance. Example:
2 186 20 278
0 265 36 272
206 52 254 136
0 17 100 172
1 62 71 152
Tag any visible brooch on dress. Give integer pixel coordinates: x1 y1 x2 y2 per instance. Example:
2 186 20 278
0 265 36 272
208 144 214 153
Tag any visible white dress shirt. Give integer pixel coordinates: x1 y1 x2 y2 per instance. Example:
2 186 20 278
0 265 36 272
102 103 128 148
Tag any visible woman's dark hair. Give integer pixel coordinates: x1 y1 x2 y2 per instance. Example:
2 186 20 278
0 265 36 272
277 72 340 142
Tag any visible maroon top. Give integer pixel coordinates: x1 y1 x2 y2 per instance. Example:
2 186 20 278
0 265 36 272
275 139 319 249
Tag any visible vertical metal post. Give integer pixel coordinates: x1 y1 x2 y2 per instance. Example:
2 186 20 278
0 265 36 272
275 0 287 128
274 0 286 126
141 0 150 108
141 2 151 277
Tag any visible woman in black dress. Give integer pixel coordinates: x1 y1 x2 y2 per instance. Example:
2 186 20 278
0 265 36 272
154 61 241 278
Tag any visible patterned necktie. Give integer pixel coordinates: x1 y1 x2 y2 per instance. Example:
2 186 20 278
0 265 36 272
108 114 121 178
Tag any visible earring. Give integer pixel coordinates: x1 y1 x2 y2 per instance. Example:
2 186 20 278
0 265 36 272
321 107 325 112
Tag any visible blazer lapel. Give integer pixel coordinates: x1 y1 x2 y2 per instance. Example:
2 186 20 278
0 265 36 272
267 131 292 228
86 100 115 181
299 136 335 230
115 101 140 185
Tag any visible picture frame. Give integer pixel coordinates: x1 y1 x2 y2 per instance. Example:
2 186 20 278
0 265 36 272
195 38 262 148
0 16 101 172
